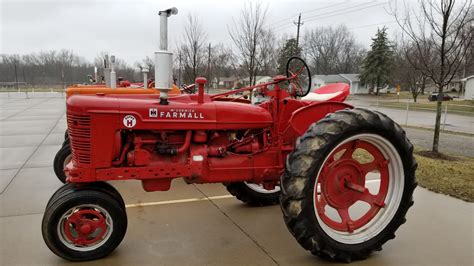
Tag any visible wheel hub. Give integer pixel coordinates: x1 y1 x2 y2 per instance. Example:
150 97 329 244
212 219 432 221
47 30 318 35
64 209 107 246
315 139 390 233
322 159 366 209
79 223 91 234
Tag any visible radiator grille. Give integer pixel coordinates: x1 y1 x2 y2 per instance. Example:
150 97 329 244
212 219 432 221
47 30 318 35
67 114 91 165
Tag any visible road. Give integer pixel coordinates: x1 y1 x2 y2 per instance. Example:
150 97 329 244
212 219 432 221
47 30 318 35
348 97 474 134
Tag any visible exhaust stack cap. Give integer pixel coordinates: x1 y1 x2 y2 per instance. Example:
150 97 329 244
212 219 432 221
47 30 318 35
158 7 178 16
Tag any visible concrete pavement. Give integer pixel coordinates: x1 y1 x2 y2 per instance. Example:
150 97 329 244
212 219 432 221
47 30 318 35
1 96 473 265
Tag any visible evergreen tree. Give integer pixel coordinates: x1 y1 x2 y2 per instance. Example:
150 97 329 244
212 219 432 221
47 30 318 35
360 27 394 95
277 38 301 74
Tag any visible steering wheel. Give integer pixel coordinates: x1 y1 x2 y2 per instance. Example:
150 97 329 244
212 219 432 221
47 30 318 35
181 84 196 94
286 56 311 97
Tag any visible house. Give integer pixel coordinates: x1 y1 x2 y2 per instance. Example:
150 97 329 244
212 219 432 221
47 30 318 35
425 79 463 93
461 75 474 100
215 76 273 90
231 76 272 89
312 74 368 94
217 76 237 89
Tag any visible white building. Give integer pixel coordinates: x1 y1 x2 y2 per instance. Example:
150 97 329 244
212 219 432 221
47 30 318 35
461 75 474 100
311 74 369 94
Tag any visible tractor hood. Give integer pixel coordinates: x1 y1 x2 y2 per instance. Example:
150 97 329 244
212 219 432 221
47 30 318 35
67 94 273 130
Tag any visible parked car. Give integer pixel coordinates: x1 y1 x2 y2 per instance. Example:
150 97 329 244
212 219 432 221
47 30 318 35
428 92 453 101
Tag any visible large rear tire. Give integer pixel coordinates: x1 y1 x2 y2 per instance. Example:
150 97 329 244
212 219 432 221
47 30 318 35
42 185 127 261
224 182 280 206
280 108 417 262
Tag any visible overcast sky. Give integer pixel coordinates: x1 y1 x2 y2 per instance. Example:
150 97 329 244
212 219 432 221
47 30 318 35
1 0 414 64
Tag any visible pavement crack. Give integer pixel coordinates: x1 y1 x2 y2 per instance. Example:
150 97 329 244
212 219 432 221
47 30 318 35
192 184 280 266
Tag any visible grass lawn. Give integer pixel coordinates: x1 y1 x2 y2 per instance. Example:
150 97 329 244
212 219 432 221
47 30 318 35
354 146 473 202
414 150 474 202
379 100 474 116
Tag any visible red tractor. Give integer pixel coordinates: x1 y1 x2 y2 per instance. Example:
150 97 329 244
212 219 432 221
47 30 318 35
42 8 416 263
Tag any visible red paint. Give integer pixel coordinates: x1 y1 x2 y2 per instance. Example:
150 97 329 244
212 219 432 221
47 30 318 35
65 73 353 191
64 209 107 246
315 140 389 233
196 77 207 103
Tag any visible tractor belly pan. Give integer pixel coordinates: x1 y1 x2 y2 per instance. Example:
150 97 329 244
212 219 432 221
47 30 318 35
67 146 284 189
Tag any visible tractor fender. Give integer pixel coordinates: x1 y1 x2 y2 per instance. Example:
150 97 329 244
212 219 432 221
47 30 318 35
287 101 353 137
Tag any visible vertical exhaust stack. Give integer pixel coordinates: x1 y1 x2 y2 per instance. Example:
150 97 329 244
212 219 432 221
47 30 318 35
142 68 149 88
155 7 178 105
110 55 116 89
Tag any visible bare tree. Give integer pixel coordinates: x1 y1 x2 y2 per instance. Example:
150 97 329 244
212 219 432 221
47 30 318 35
228 2 269 86
393 39 428 102
392 0 473 153
209 43 235 87
461 10 474 78
135 56 155 79
257 29 278 77
94 52 137 81
303 24 366 74
1 51 93 87
179 14 207 84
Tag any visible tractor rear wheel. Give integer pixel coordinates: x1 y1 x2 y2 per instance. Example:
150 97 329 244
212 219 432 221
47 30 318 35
280 108 416 262
42 185 127 261
224 182 280 206
54 144 71 183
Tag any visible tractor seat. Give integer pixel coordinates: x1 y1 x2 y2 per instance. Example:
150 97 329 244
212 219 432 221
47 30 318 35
301 83 350 102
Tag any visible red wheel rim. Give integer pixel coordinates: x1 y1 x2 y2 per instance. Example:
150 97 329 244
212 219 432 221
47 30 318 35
58 204 114 250
315 139 389 233
64 209 108 246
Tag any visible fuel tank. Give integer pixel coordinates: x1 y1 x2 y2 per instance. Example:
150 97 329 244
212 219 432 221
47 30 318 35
67 93 273 130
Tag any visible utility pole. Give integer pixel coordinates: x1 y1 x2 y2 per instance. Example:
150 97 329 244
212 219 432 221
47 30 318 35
207 42 211 92
14 61 19 92
294 13 304 49
178 50 183 86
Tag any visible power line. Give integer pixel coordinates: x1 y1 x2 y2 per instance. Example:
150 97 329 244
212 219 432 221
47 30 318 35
303 1 378 22
348 20 398 30
275 1 388 31
269 1 351 28
303 2 389 26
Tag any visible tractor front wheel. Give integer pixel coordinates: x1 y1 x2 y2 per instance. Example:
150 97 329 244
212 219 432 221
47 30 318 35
54 144 71 183
280 108 417 262
63 130 69 147
224 182 280 206
42 185 127 261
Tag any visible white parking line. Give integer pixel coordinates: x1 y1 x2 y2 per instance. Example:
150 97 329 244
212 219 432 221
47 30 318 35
125 180 382 208
125 195 235 208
